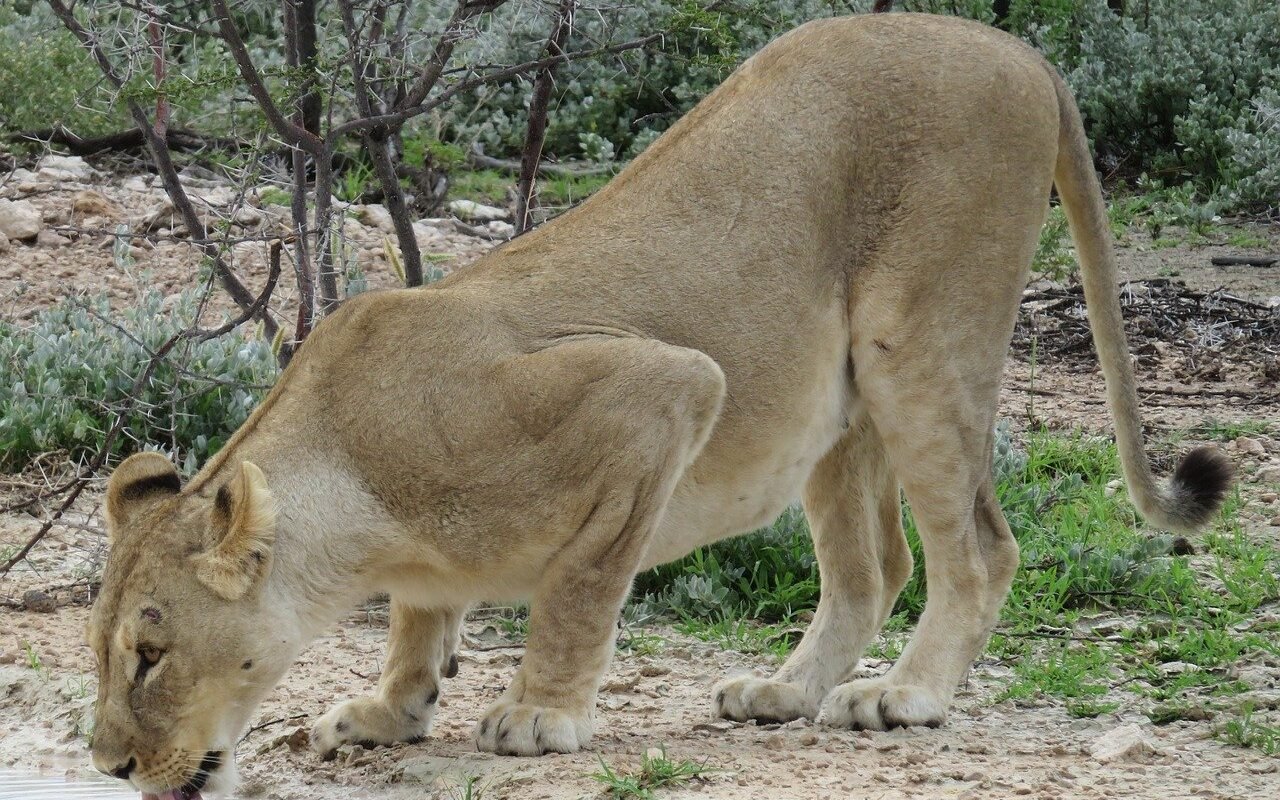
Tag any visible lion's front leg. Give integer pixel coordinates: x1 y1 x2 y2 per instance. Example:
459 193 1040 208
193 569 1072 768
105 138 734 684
311 601 462 759
474 338 726 756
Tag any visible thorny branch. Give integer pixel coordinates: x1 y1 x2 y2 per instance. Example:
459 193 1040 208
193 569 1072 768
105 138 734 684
45 0 280 341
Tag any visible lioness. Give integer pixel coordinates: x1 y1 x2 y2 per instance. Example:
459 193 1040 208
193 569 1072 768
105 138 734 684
88 12 1229 798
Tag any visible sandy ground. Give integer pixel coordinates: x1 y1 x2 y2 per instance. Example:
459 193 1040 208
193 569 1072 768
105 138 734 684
1 157 1278 799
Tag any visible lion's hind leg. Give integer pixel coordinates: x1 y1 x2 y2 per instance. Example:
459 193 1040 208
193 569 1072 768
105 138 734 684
714 410 910 723
817 330 1020 730
311 602 463 758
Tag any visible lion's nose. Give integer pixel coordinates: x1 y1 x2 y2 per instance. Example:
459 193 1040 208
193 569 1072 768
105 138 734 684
108 757 136 780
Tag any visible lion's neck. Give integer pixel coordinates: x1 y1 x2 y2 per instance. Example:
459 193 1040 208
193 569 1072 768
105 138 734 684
256 456 408 640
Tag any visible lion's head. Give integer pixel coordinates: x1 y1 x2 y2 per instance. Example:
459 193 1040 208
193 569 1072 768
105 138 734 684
87 452 292 799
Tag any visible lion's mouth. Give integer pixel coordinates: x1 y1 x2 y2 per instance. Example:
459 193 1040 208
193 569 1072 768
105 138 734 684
140 750 222 800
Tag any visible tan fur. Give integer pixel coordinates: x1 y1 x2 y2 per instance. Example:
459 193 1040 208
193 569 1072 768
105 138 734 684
88 13 1228 791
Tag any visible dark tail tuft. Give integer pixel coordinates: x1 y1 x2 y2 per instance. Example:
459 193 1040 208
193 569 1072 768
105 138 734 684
1167 446 1233 528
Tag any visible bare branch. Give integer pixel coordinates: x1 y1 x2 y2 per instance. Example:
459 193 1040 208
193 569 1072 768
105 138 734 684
210 0 321 152
46 0 279 341
516 0 578 234
333 32 665 139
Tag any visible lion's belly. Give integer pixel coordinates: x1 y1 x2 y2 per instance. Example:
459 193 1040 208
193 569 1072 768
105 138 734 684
640 331 854 569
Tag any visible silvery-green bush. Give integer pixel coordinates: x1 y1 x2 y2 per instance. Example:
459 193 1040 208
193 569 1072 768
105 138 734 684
1014 0 1280 206
0 288 277 473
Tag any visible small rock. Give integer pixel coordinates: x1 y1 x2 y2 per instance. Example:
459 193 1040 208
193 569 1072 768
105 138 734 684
356 204 395 232
448 199 508 222
1159 661 1199 675
1090 724 1159 763
1254 464 1280 484
0 198 42 240
1234 436 1266 457
798 732 819 746
412 221 444 249
639 664 670 677
37 154 92 181
643 747 665 761
1104 478 1124 497
22 590 57 613
1270 515 1280 527
487 220 515 239
72 190 116 217
762 734 785 750
691 721 734 733
1259 492 1277 503
36 229 70 248
0 651 16 665
233 206 264 226
284 727 309 752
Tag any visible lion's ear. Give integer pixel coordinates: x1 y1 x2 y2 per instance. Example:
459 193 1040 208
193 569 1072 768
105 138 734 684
193 461 277 601
106 452 182 534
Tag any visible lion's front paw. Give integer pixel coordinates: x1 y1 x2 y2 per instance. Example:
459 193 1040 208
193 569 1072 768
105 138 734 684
310 695 436 760
816 678 946 730
713 675 816 723
474 700 592 756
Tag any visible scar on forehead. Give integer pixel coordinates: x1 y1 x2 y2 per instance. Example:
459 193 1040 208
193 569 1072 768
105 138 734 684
142 607 162 623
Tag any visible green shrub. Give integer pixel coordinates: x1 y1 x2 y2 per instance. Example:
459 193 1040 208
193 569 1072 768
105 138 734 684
0 287 277 473
1013 0 1280 206
0 2 127 136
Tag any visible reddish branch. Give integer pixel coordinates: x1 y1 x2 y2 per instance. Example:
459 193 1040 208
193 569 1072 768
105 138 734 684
516 0 577 234
45 0 279 342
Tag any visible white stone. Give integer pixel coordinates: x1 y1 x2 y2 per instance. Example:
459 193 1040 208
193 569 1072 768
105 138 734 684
412 221 444 249
1090 724 1159 763
487 220 516 239
233 206 264 226
36 154 92 181
122 175 151 193
0 198 42 240
356 203 395 232
448 199 508 222
1255 464 1280 484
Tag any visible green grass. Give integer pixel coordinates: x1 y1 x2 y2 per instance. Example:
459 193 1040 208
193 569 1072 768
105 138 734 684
258 187 293 207
449 169 510 205
591 747 709 799
539 173 611 207
1033 205 1075 280
1220 705 1280 756
1226 229 1269 248
631 425 1279 751
1187 419 1273 442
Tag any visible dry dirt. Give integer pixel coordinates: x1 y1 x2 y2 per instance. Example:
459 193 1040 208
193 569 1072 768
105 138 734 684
1 157 1278 799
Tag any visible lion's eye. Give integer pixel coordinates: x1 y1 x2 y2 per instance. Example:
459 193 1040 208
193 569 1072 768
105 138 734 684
135 646 163 682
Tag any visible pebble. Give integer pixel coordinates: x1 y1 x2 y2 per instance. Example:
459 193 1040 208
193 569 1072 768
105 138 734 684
1089 724 1160 763
22 589 57 613
798 732 819 746
36 229 70 248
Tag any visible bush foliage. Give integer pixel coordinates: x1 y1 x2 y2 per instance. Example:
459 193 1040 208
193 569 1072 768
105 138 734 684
0 288 277 473
2 1 1274 207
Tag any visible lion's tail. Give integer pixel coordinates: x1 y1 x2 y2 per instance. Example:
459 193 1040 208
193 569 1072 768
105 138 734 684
1049 70 1231 533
